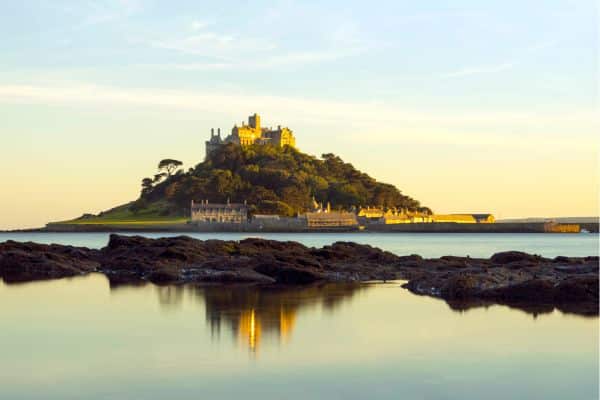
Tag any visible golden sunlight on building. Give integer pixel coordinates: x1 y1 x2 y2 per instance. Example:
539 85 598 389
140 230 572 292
357 207 433 224
205 113 296 159
431 214 495 224
357 207 495 225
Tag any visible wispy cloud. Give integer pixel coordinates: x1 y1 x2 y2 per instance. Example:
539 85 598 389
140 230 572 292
142 47 363 71
441 40 561 79
0 82 594 130
442 62 516 78
151 33 275 58
76 0 144 28
190 20 210 31
145 13 370 70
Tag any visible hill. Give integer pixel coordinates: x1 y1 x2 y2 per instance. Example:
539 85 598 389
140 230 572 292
62 143 429 223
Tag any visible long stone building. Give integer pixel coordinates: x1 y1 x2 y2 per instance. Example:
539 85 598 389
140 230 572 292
430 214 495 224
357 207 433 224
357 207 495 224
190 200 248 224
206 113 296 159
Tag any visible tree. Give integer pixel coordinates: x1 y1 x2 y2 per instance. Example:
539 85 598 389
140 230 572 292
153 172 167 183
158 159 183 177
134 147 427 215
141 177 153 195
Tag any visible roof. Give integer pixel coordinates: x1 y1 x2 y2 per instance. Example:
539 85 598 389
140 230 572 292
192 202 247 210
253 214 280 219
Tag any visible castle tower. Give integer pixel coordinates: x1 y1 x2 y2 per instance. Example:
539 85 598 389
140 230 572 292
208 113 296 157
248 113 260 130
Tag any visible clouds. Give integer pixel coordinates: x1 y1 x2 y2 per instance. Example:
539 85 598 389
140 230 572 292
442 62 516 78
143 48 363 71
441 40 562 79
190 20 209 32
0 82 595 134
74 0 144 28
151 32 275 58
143 12 369 71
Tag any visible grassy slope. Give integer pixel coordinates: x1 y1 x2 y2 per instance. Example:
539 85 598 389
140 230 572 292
50 202 187 226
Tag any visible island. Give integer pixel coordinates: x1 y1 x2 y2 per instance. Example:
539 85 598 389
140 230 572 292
38 113 596 234
1 234 597 316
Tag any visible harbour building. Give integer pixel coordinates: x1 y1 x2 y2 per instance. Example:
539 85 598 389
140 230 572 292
190 200 248 224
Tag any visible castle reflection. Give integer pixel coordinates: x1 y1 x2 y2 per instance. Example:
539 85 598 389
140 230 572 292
109 281 369 353
126 283 364 353
200 284 367 353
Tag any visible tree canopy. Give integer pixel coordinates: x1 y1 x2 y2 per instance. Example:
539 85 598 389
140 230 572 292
158 159 183 177
138 144 429 217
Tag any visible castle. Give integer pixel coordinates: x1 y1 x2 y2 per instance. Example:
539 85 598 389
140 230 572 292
206 113 296 159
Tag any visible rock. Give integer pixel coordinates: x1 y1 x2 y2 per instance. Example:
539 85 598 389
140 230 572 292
0 241 99 283
254 260 323 284
440 274 480 299
483 279 556 302
396 254 423 263
555 276 599 303
196 269 276 284
0 235 597 316
490 251 545 265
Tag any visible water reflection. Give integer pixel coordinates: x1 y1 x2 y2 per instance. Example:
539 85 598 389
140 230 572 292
148 283 368 353
202 284 367 353
443 297 599 318
155 285 185 309
1 275 597 400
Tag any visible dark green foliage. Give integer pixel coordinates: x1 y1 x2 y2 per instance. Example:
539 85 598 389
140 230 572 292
129 198 148 214
158 159 183 177
141 144 425 215
141 178 154 196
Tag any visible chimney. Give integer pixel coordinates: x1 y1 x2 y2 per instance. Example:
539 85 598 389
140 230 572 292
211 128 214 137
217 128 221 137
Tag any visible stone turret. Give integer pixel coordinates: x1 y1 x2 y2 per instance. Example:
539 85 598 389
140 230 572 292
205 113 297 159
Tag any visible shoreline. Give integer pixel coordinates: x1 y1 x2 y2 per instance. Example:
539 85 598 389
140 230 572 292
4 220 599 234
1 234 597 316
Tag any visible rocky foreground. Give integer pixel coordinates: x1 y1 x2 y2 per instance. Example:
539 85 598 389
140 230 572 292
0 234 597 315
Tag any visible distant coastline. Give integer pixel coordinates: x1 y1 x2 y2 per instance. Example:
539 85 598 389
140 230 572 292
3 219 598 234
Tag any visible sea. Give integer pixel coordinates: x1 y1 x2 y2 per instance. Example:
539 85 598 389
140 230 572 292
0 232 598 399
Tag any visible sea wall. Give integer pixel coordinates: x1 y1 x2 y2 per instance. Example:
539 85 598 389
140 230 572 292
41 221 597 234
365 222 563 233
190 218 355 232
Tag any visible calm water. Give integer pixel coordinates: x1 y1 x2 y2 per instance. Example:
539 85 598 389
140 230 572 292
0 275 597 400
0 233 598 399
0 231 598 257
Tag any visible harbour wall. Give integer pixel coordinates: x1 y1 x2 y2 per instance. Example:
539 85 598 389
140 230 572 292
40 221 599 233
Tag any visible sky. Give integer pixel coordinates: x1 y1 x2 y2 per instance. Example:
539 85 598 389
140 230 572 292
0 0 598 229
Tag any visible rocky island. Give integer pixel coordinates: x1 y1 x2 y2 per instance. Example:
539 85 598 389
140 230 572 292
1 235 597 316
